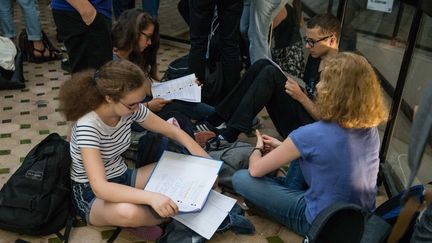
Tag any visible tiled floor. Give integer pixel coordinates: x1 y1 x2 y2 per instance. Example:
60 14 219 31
0 1 305 242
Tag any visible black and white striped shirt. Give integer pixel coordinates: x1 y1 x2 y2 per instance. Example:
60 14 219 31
70 104 149 183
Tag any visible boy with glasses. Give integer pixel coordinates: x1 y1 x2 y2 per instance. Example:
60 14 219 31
204 13 341 149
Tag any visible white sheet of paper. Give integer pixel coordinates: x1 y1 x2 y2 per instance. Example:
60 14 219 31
144 151 222 212
367 0 394 13
173 190 236 239
152 74 201 102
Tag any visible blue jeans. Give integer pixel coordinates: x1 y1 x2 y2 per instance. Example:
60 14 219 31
161 100 215 121
0 0 42 40
248 0 287 63
232 160 311 235
71 169 137 223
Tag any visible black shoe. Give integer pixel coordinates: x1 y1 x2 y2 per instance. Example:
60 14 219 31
251 117 261 130
61 58 71 73
205 135 231 151
194 120 219 133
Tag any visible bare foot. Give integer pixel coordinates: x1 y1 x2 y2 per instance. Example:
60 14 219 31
32 40 49 57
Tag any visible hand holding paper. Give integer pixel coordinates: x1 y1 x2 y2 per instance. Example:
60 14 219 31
144 151 222 213
152 74 201 102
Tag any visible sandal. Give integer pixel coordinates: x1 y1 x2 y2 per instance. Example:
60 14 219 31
30 45 61 64
18 29 62 63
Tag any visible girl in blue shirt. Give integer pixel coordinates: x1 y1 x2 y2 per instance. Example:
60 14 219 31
232 52 388 236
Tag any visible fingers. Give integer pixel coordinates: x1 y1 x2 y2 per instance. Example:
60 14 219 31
255 129 262 138
156 198 179 218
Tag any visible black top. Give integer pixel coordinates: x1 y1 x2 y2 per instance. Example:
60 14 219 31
272 4 302 49
303 55 321 100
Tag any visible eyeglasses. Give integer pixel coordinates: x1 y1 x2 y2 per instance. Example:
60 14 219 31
140 31 153 41
119 100 139 110
304 35 333 48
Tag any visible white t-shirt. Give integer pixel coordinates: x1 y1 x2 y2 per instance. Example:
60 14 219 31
70 104 149 183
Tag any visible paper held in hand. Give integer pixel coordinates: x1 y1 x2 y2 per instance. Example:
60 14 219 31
144 151 223 213
151 74 201 102
173 190 236 240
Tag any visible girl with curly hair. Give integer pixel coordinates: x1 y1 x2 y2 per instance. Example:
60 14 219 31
59 59 209 238
232 52 388 236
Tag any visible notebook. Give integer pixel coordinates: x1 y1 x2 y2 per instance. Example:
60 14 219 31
144 151 223 213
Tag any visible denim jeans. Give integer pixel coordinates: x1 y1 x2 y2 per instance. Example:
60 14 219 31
71 169 137 223
215 59 314 138
161 100 215 121
248 0 287 63
188 0 242 95
232 160 311 235
0 0 42 40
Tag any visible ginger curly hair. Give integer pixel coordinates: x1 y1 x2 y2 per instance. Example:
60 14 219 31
316 52 388 128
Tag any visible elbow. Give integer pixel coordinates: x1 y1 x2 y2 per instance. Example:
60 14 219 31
89 181 106 199
248 167 262 178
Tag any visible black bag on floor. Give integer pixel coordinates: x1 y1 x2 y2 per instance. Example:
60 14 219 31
0 51 25 90
0 133 73 238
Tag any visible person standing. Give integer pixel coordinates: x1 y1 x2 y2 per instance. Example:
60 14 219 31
188 0 243 100
51 0 113 73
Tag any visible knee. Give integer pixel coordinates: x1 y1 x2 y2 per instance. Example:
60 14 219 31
232 169 253 195
114 203 143 227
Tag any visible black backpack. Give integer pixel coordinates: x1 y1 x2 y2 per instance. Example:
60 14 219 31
305 185 425 243
0 133 73 239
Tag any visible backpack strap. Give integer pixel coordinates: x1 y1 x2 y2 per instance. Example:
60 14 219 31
106 227 122 243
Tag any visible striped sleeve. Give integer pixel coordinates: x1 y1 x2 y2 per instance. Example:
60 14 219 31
75 124 101 149
131 103 150 123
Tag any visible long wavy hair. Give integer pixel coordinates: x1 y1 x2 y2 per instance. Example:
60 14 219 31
316 52 388 128
112 9 160 80
59 59 151 121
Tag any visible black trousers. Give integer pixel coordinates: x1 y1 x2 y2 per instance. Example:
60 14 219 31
216 59 315 138
52 10 112 73
188 0 243 96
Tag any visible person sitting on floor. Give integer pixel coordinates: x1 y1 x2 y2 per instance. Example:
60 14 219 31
58 59 209 239
202 13 340 149
112 8 215 121
232 52 388 236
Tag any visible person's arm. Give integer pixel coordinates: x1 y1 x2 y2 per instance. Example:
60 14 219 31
285 77 320 120
81 147 178 217
139 111 209 158
145 98 172 112
66 0 97 25
249 130 300 177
